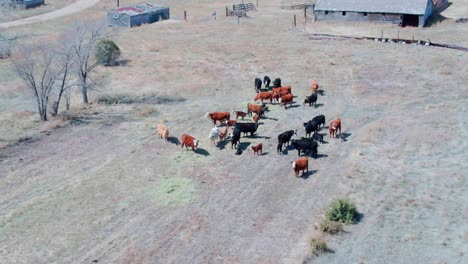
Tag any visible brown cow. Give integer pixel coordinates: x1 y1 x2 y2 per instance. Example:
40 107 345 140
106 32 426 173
156 124 169 142
233 111 247 120
205 112 230 125
292 157 308 177
328 118 342 138
279 93 294 109
250 143 263 156
254 91 274 104
310 80 319 93
181 134 199 151
224 119 237 127
272 86 292 94
218 126 229 141
247 103 269 117
253 114 260 123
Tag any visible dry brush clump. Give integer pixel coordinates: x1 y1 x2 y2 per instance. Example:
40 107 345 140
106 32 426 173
319 219 343 235
95 93 185 105
311 238 328 255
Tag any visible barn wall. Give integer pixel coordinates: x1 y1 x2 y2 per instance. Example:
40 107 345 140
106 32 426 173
422 0 433 26
17 0 44 9
108 8 170 27
315 11 402 25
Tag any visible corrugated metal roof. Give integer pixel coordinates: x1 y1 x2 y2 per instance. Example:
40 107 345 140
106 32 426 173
315 0 430 15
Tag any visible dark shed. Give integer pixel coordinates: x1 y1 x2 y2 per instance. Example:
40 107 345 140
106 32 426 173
314 0 433 27
107 3 170 28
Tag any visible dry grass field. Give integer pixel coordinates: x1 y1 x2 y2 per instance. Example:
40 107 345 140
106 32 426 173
1 0 467 263
0 0 78 23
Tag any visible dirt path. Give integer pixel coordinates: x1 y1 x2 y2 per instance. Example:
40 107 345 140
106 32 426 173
0 0 100 29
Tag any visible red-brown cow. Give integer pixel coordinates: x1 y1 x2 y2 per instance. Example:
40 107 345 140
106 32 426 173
328 118 342 138
292 157 308 177
218 126 229 141
310 80 319 93
181 134 199 151
279 93 294 109
272 86 292 95
224 119 237 127
254 91 274 104
205 112 230 125
250 143 263 156
156 124 169 142
233 111 247 120
247 103 269 117
253 114 260 123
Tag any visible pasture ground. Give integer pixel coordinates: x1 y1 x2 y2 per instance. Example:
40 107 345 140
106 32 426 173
1 0 467 263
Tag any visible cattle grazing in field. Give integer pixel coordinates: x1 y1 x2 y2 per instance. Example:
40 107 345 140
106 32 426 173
263 76 271 88
235 122 259 137
272 86 291 95
312 115 326 128
279 93 294 109
254 91 274 104
250 143 263 156
218 126 229 141
329 118 342 138
205 112 230 125
304 120 319 137
247 103 269 117
273 78 282 88
292 139 318 158
233 111 247 120
209 126 219 146
255 78 262 93
303 93 317 107
292 157 309 177
156 124 169 142
181 134 199 151
253 114 260 123
224 119 237 127
310 80 319 93
231 127 241 149
277 130 297 154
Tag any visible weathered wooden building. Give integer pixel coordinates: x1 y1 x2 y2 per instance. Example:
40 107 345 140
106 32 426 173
314 0 433 27
107 3 170 28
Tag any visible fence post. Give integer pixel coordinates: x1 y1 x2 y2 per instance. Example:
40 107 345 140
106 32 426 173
294 14 296 28
184 10 187 21
117 0 119 7
381 30 383 39
397 30 400 42
256 0 258 7
304 5 307 19
238 14 240 24
226 6 228 16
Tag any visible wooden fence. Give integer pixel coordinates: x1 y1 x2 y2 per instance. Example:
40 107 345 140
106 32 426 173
233 3 256 12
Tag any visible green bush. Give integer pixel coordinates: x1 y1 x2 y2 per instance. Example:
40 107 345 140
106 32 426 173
326 198 357 224
319 219 343 234
95 40 121 66
311 238 327 255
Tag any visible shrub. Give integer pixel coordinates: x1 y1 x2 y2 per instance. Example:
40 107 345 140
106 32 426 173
311 238 327 255
95 40 121 66
326 198 357 224
319 219 343 234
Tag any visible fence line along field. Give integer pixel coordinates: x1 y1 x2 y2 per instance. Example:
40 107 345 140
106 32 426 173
0 0 467 263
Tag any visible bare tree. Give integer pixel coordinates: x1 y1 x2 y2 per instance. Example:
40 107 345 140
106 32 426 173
68 21 107 104
51 35 75 116
13 44 62 121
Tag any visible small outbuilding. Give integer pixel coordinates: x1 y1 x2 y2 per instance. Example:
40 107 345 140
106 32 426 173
314 0 433 27
15 0 44 9
107 3 170 28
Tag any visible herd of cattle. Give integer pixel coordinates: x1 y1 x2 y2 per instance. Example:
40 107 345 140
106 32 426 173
156 76 343 177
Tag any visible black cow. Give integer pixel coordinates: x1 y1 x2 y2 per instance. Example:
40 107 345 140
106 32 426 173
263 76 271 88
235 122 259 137
311 132 324 143
303 93 317 107
231 127 241 149
292 139 318 158
304 120 319 137
254 78 262 93
277 130 297 154
272 78 282 88
312 115 326 128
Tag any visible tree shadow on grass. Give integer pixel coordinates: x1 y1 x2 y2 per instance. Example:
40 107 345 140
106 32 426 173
195 148 210 156
300 170 318 179
167 136 180 145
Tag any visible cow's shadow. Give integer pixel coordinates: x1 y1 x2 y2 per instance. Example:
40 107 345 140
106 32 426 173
195 148 210 156
314 103 324 108
238 142 251 150
340 132 352 142
260 152 269 156
315 153 328 159
299 170 318 179
217 140 229 150
317 90 325 96
251 135 271 139
262 117 278 121
287 104 301 109
167 137 180 145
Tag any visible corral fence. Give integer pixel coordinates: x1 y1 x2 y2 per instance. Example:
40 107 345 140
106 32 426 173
226 2 256 17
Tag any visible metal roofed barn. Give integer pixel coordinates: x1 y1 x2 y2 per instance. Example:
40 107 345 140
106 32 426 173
107 3 170 27
314 0 433 27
